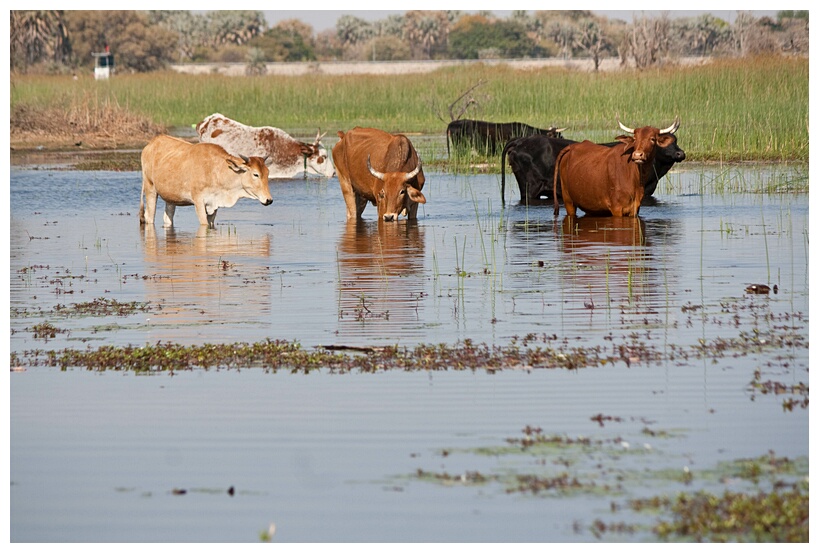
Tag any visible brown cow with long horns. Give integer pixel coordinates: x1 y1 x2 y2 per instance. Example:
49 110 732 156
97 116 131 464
553 117 680 218
332 127 426 222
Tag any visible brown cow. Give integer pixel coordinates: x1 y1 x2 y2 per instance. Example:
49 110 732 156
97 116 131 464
332 127 426 222
140 135 272 229
553 117 680 218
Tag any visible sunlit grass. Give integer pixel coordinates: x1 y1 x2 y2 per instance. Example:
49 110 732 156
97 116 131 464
11 55 807 162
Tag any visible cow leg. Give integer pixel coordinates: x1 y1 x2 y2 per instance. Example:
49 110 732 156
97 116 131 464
194 201 210 227
562 187 577 218
207 209 218 229
406 201 419 220
631 189 644 217
337 174 359 220
564 198 577 218
163 203 176 227
140 178 157 226
354 193 369 219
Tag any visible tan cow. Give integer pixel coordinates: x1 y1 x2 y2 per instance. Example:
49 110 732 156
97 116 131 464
140 135 272 229
553 117 680 218
332 127 426 222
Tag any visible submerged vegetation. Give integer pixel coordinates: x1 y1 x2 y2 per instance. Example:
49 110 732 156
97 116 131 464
632 485 809 542
12 325 808 384
409 426 809 542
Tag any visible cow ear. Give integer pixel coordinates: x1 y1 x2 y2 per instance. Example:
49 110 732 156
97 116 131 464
657 134 675 148
226 158 246 173
300 144 314 156
616 135 635 153
407 187 426 204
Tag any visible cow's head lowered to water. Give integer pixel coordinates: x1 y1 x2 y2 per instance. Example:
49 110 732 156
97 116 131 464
366 155 426 222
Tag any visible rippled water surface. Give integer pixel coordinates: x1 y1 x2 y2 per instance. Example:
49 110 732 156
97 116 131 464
9 163 809 542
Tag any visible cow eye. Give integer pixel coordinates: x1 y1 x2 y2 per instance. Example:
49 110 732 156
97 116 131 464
317 156 325 163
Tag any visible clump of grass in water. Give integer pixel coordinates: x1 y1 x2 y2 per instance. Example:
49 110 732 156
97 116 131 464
52 297 152 317
630 484 808 542
28 321 67 340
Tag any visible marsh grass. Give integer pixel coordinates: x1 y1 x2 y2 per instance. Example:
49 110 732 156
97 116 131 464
11 56 807 162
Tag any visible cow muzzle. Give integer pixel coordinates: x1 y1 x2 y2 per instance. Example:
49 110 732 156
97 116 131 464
262 198 273 206
382 213 397 222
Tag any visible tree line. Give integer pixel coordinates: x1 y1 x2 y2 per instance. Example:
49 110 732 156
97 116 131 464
10 10 809 74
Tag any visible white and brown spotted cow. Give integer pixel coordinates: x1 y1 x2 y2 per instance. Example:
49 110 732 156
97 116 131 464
196 113 334 179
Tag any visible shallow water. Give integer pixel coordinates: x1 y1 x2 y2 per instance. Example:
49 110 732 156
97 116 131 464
9 164 809 542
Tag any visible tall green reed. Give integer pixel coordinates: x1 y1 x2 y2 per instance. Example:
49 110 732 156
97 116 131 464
11 56 808 161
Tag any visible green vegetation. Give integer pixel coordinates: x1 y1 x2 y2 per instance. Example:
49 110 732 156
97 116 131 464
632 485 809 542
408 426 809 542
10 56 808 162
11 11 808 71
11 316 808 373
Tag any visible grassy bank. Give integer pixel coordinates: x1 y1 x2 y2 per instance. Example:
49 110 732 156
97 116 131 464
10 55 808 162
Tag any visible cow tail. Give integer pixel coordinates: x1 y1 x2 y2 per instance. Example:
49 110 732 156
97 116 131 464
500 141 510 206
139 185 145 225
553 149 565 217
446 128 451 158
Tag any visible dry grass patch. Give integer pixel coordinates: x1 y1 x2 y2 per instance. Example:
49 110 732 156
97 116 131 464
11 92 164 150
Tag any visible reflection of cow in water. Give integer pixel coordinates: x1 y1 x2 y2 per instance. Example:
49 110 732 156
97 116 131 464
141 225 272 335
558 216 653 308
335 221 426 339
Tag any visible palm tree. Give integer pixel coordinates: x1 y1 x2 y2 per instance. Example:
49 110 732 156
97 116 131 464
404 11 448 59
336 15 374 47
148 10 207 61
10 10 71 70
206 11 266 47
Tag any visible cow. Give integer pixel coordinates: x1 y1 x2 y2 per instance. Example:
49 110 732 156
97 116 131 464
553 118 681 218
501 136 576 204
446 119 566 157
501 121 685 204
196 113 334 179
140 135 272 229
332 127 426 222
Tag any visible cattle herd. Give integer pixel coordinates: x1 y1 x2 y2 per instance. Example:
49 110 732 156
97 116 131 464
140 113 685 227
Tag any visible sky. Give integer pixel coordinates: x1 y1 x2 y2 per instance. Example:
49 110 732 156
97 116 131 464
259 7 783 32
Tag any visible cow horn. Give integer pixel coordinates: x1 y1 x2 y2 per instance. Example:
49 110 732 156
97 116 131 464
315 128 327 144
617 116 635 134
367 155 386 180
660 115 681 135
239 154 250 164
404 161 422 182
554 127 568 133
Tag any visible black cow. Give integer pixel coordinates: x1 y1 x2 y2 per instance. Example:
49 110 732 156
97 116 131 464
446 119 565 157
501 125 686 204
